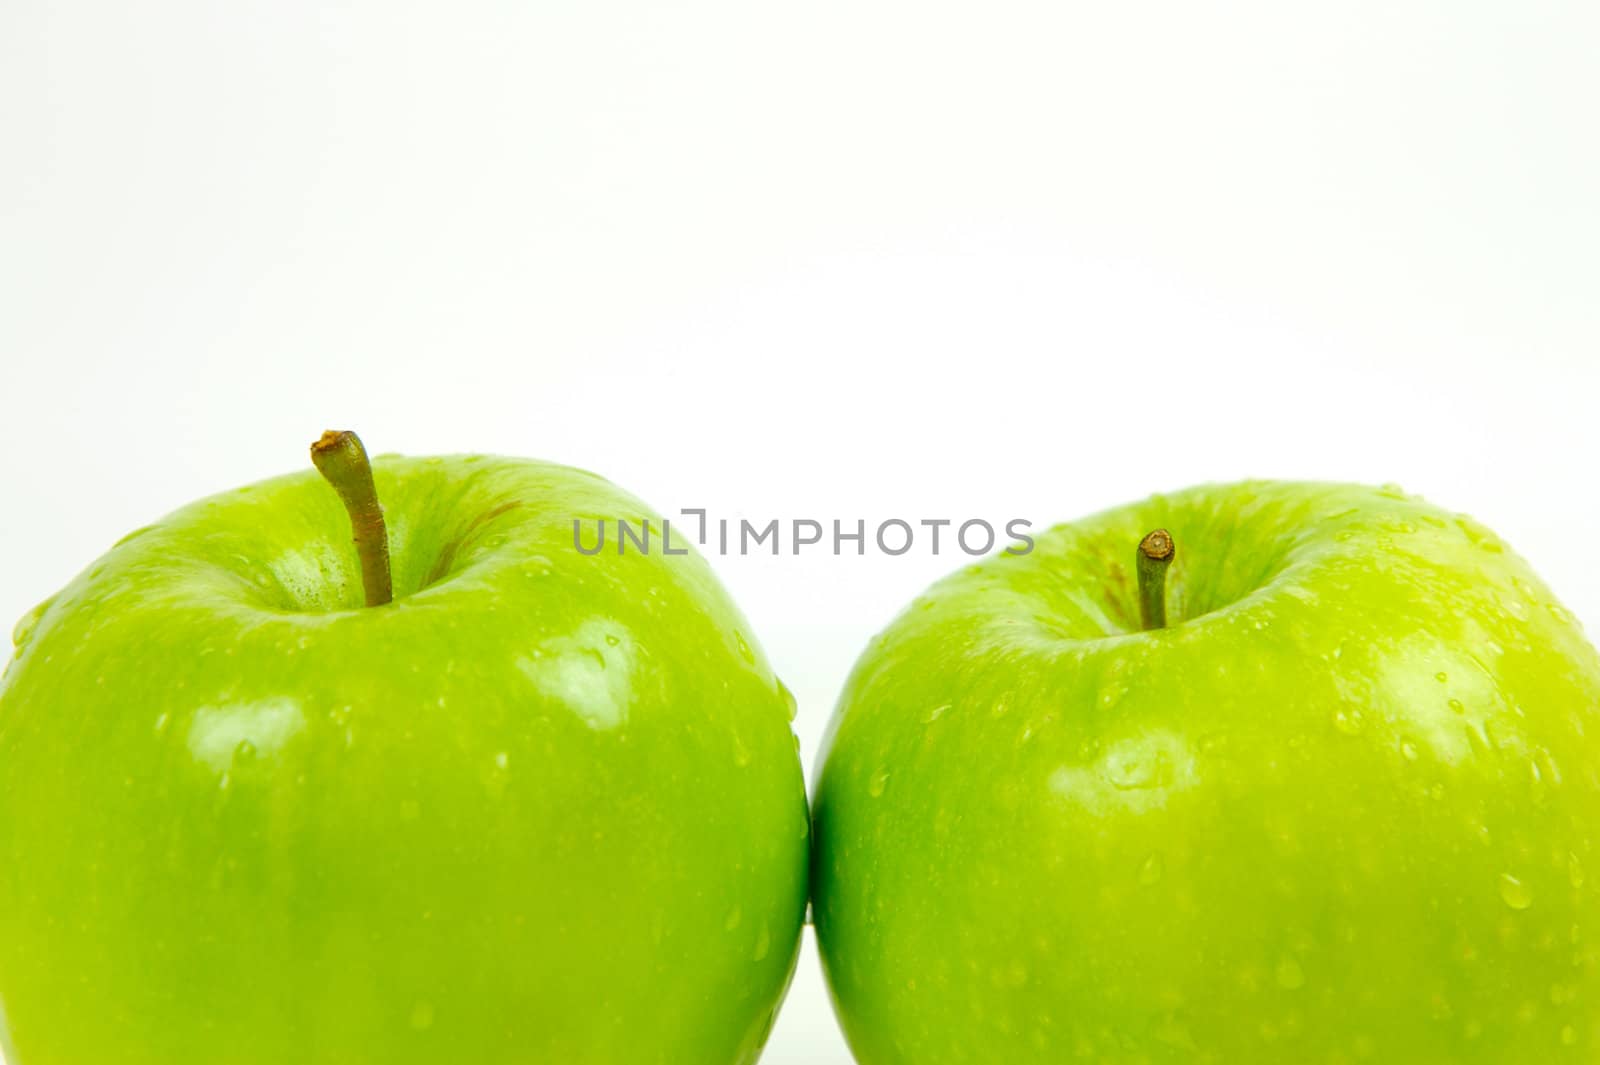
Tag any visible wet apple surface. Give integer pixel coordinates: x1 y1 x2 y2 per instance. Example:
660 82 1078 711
0 449 809 1065
814 481 1600 1064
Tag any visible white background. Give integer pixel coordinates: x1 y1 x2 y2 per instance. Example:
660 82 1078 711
3 3 1599 1062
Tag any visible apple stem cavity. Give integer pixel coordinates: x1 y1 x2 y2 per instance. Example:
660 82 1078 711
310 430 394 607
1137 528 1175 631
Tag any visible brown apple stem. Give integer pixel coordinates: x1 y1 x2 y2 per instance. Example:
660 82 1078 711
1137 528 1174 631
310 430 393 607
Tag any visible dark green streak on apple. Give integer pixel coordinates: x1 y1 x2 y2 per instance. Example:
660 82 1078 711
1137 528 1174 631
310 429 394 607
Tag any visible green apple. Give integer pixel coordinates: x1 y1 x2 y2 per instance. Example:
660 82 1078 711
813 480 1600 1063
0 435 809 1065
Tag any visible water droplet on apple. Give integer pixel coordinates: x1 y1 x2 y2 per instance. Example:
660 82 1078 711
234 740 257 765
925 704 949 724
1331 709 1364 735
1275 956 1306 990
1466 720 1493 754
604 634 620 647
1138 854 1164 885
1499 873 1534 910
1570 853 1585 889
409 1002 435 1030
1435 672 1449 683
1448 698 1465 714
733 735 752 767
753 924 771 961
1100 742 1184 792
734 631 755 664
1400 741 1419 761
154 713 171 734
725 906 743 931
113 524 156 548
1529 759 1549 802
494 751 509 770
868 768 889 797
799 813 810 840
218 772 232 791
777 680 798 722
11 597 53 649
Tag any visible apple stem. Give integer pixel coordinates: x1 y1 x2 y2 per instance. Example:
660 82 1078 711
310 430 394 607
1137 528 1174 631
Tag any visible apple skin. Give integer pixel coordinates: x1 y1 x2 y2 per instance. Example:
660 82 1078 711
813 481 1600 1064
0 455 808 1065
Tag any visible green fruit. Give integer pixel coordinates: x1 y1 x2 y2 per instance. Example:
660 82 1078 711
813 480 1600 1064
0 450 808 1065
